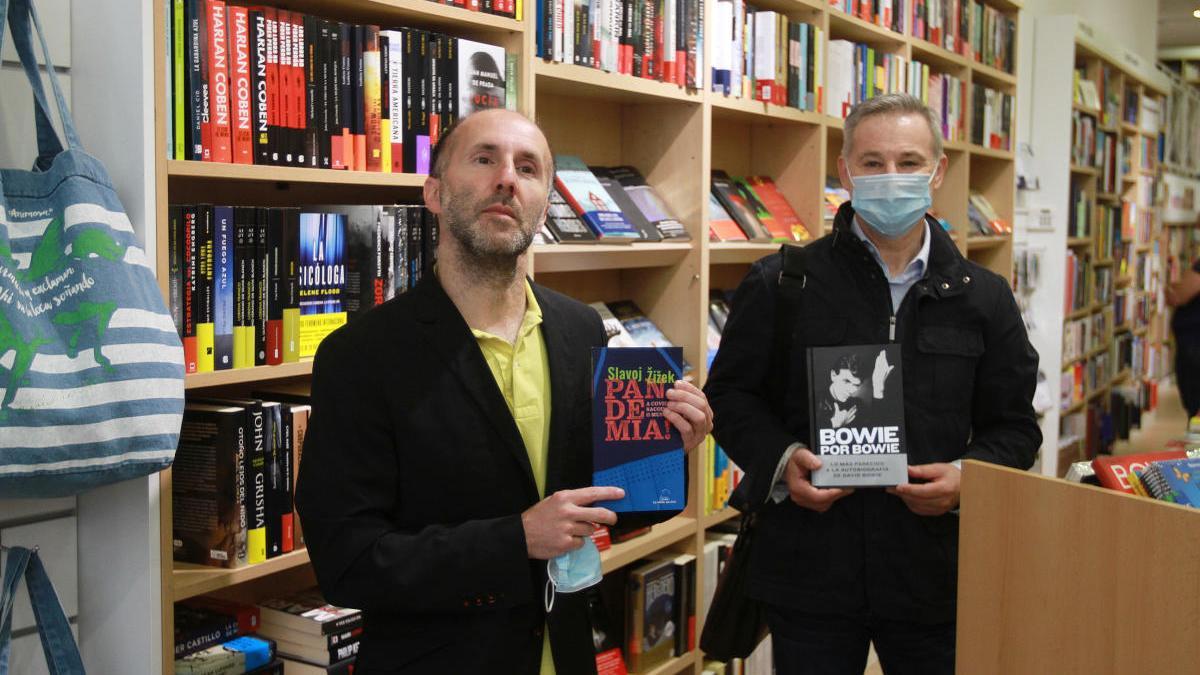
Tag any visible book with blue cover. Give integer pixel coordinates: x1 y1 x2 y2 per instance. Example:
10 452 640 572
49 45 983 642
592 347 686 515
554 155 640 240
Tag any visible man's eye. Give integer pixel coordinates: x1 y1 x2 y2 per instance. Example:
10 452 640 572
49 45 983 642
474 156 492 165
518 165 537 175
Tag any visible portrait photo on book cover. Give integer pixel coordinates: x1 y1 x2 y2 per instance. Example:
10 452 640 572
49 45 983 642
814 345 896 430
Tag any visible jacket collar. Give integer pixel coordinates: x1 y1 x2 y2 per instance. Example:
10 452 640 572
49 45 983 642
831 201 972 299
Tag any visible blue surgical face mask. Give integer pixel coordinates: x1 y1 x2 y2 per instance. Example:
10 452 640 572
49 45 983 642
544 537 603 612
850 172 934 238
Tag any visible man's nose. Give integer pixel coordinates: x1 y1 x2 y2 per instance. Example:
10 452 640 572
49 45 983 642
494 159 517 194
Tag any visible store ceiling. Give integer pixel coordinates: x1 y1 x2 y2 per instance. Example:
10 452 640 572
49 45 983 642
1159 0 1200 49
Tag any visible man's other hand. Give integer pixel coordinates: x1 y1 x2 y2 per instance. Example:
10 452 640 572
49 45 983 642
785 447 853 513
665 380 714 452
887 463 961 516
521 487 623 560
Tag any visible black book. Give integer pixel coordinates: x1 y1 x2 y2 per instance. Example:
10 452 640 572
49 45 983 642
391 206 410 294
608 165 689 240
173 403 244 568
233 206 253 369
254 207 269 366
442 35 457 137
807 344 908 488
591 166 662 241
168 205 184 335
339 22 353 169
174 603 240 659
401 28 419 173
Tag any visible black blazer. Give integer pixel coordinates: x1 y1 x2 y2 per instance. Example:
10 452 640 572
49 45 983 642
296 274 606 674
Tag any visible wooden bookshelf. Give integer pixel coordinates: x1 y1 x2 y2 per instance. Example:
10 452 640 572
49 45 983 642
1025 15 1170 475
148 0 1027 671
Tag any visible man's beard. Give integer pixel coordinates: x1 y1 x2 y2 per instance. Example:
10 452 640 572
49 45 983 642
440 188 537 284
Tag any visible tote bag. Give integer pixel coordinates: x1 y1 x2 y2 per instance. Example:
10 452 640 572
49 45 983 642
0 0 184 497
0 546 84 675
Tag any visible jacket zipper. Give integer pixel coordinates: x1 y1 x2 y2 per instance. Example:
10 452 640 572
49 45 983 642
889 314 896 342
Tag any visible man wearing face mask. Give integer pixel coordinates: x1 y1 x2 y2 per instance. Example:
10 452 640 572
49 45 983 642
296 109 713 674
704 94 1040 674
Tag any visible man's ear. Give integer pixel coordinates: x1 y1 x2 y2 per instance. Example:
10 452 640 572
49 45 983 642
423 175 442 215
930 154 949 190
837 155 853 194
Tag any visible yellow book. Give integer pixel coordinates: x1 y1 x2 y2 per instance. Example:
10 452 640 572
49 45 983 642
282 308 300 363
196 322 215 372
233 326 253 369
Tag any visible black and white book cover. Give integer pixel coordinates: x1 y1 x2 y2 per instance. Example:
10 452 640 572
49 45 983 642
807 344 907 488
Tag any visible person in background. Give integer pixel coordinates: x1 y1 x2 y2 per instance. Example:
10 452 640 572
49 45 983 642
704 93 1041 675
1166 252 1200 420
296 109 712 675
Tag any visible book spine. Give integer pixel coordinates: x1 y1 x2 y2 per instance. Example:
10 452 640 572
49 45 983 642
279 405 295 554
169 206 184 336
340 23 354 171
266 209 284 365
277 10 293 165
207 0 232 163
353 25 367 172
173 0 186 159
329 22 345 170
265 405 281 558
232 207 251 369
212 206 234 370
196 205 215 372
291 12 307 167
246 405 267 564
229 6 253 164
386 31 404 173
250 10 269 166
174 616 239 659
282 209 300 363
305 14 321 168
379 33 392 173
192 0 211 160
255 207 269 365
363 26 383 172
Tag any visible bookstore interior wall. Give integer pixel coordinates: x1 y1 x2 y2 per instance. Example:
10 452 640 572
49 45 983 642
5 0 1029 672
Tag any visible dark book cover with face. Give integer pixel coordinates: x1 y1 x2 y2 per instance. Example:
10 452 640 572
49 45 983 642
807 343 908 488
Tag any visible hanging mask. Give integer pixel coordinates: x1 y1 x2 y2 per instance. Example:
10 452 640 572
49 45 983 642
850 172 935 238
544 537 603 612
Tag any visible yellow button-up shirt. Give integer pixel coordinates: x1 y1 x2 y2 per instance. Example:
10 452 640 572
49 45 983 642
471 280 556 675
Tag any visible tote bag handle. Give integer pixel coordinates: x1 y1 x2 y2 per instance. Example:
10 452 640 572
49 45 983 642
0 0 82 179
0 546 85 675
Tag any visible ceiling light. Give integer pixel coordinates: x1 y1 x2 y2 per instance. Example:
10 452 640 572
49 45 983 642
1194 8 1200 18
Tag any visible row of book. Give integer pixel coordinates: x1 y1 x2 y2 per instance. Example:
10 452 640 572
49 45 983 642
167 203 436 373
165 0 511 172
710 6 822 111
423 0 520 18
175 589 361 674
833 0 1016 75
708 171 810 243
535 0 705 89
966 191 1010 236
970 83 1012 151
542 159 691 243
175 391 311 569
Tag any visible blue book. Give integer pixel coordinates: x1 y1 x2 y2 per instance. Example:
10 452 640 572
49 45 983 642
591 347 686 514
1152 457 1200 507
212 206 235 370
554 155 640 240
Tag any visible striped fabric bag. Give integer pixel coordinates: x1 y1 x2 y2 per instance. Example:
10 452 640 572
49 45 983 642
0 0 183 498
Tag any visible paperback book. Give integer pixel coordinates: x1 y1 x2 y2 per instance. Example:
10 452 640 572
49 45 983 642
591 347 686 515
807 344 907 488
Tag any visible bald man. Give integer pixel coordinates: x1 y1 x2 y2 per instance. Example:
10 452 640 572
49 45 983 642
296 110 712 674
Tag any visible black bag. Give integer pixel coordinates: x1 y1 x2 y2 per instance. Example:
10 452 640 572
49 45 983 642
698 512 768 662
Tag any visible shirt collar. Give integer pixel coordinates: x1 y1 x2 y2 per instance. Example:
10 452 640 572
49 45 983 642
470 280 543 343
851 217 931 281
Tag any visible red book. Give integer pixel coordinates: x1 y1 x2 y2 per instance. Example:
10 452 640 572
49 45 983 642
184 597 261 635
229 6 253 164
260 7 279 165
276 11 293 165
1092 450 1188 494
207 0 233 163
746 175 810 241
291 12 306 167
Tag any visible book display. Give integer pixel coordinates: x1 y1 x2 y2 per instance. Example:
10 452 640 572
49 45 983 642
144 0 1023 671
1020 15 1171 478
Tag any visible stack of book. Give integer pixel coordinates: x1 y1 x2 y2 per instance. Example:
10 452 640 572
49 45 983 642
709 171 809 243
174 598 279 674
544 159 691 243
257 589 363 674
966 191 1010 236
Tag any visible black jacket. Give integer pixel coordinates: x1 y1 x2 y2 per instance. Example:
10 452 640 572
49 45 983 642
296 274 605 674
704 202 1041 623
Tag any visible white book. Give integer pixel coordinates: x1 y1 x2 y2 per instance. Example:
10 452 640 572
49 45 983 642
456 38 506 117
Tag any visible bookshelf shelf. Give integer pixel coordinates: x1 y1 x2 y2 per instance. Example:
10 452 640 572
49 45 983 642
645 650 701 675
184 362 314 390
971 61 1018 88
167 160 427 188
701 507 740 530
1112 369 1131 384
530 242 692 273
708 94 826 126
1115 275 1132 287
826 10 906 48
600 517 697 575
1097 192 1119 202
970 145 1014 160
1121 122 1140 134
534 60 699 104
1134 326 1148 336
1067 237 1092 247
173 549 311 602
709 242 784 265
966 235 1010 250
1066 307 1091 320
1113 322 1132 333
943 138 970 153
1071 101 1101 116
1092 258 1114 266
909 39 972 74
1087 345 1107 359
1087 385 1109 401
1069 164 1098 176
1063 400 1085 415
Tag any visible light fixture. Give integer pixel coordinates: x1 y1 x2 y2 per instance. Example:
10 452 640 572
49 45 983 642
1194 8 1200 18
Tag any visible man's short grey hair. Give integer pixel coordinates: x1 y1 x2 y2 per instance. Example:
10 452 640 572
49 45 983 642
841 93 944 160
